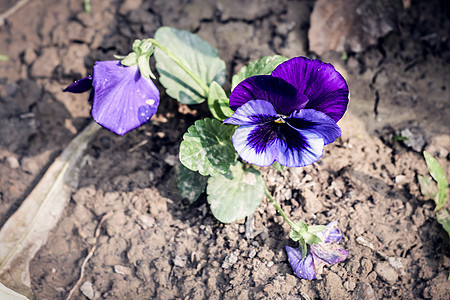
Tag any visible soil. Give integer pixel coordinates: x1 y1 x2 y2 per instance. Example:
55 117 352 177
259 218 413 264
1 0 450 299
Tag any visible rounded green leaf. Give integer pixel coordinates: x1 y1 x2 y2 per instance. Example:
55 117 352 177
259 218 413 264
176 163 208 204
231 55 288 91
207 161 265 223
154 27 226 104
208 81 234 121
423 151 448 211
179 118 236 176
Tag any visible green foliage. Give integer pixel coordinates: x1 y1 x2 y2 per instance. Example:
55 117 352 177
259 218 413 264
272 161 285 172
176 163 208 204
0 55 9 62
207 161 265 223
423 151 448 211
154 27 226 104
417 174 436 200
208 82 234 121
436 209 450 239
179 118 236 176
119 39 156 79
231 55 288 90
420 151 449 240
391 135 409 143
289 222 324 244
83 0 91 13
308 225 327 234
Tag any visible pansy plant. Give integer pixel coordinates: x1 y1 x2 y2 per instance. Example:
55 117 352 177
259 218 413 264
65 26 349 280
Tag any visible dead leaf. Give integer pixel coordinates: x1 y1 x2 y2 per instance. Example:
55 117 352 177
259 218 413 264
0 122 100 298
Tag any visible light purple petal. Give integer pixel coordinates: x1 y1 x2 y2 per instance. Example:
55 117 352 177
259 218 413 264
285 109 341 145
63 75 93 93
311 243 349 266
285 245 316 280
326 228 343 243
315 220 343 243
231 122 324 167
229 75 309 115
271 57 349 122
224 100 277 126
91 61 160 135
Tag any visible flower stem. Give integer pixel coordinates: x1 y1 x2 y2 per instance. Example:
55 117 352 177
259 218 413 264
146 38 210 97
264 187 300 232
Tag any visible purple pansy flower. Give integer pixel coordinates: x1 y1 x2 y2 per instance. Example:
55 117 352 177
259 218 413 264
64 60 160 135
224 57 349 167
285 220 348 280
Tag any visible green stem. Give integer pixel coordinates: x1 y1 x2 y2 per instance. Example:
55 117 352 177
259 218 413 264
146 38 210 97
264 187 300 232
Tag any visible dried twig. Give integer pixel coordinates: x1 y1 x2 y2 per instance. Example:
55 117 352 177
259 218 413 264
65 212 113 300
0 0 31 26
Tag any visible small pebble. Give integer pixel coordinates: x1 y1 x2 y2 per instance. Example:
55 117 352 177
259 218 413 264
136 214 155 229
173 255 186 267
114 265 132 275
222 252 238 269
355 282 376 300
80 281 94 300
375 262 398 283
267 261 274 268
248 249 257 258
6 156 20 169
164 154 177 166
395 175 407 184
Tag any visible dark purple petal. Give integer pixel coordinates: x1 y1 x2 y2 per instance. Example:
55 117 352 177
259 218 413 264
231 123 279 166
231 120 324 167
271 57 349 122
274 130 324 167
285 109 341 145
91 61 160 135
63 75 93 93
229 75 309 115
285 245 316 280
224 100 277 126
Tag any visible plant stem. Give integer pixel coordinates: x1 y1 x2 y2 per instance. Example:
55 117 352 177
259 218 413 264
264 187 300 232
146 38 210 97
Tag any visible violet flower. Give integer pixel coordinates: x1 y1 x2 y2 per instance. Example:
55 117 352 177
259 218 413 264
224 57 349 167
64 60 160 135
285 220 348 280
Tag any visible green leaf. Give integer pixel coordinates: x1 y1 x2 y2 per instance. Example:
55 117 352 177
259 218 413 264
0 55 9 62
121 52 138 67
418 174 436 200
208 82 234 121
294 220 308 233
290 224 325 244
289 229 302 242
207 161 265 223
132 39 143 54
423 151 448 211
436 209 450 240
308 225 327 234
272 161 285 172
179 118 236 176
176 163 208 204
303 232 322 245
138 54 155 79
231 55 288 91
154 27 226 104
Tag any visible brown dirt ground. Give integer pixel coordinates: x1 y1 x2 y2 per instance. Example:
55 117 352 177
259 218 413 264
1 0 450 299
